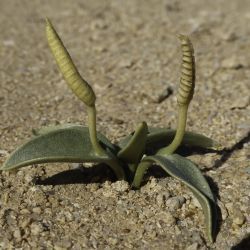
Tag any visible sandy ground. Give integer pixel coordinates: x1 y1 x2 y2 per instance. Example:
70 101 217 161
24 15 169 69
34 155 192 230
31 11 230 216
0 0 249 249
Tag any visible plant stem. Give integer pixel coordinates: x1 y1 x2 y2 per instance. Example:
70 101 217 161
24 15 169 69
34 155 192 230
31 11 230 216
87 105 126 180
87 106 106 156
132 161 151 189
109 157 127 181
157 105 188 155
132 105 189 188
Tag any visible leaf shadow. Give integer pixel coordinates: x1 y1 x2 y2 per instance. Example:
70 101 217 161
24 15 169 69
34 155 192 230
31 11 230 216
34 163 116 186
209 131 250 171
231 234 250 250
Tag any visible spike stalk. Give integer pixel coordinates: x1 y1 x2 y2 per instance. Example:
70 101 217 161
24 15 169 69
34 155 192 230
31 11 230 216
158 34 195 156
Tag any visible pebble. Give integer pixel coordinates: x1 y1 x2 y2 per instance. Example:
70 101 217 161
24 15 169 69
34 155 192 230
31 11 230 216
32 207 42 214
13 228 22 240
107 237 118 245
174 225 181 234
20 208 30 214
102 189 116 198
30 222 43 235
244 166 250 174
186 242 199 250
225 202 233 213
159 211 176 225
140 178 164 195
218 200 228 220
54 240 72 250
192 197 201 209
221 56 244 69
87 183 100 192
156 194 164 206
191 231 203 245
64 211 74 222
0 149 8 156
232 211 246 226
156 191 170 206
111 180 130 192
20 218 31 228
118 58 134 68
166 196 186 211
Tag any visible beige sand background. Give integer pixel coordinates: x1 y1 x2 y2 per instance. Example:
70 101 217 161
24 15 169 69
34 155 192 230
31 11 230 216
0 0 249 249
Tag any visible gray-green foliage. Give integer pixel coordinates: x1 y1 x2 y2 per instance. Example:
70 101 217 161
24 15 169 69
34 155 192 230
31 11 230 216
1 19 221 243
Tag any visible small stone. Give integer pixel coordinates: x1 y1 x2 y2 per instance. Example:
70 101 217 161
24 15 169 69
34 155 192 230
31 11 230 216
102 189 116 198
221 56 243 69
192 197 201 208
108 237 118 245
186 242 199 250
111 181 130 192
230 96 250 110
0 149 8 156
143 207 154 218
233 211 246 226
218 200 228 220
156 194 164 206
64 211 74 222
32 207 42 214
159 211 176 225
191 231 203 245
13 229 22 240
118 58 134 68
244 166 250 174
3 39 15 47
87 183 100 192
225 202 233 213
54 246 67 250
56 214 66 224
54 240 72 250
70 163 82 169
174 225 181 234
2 193 9 204
20 218 31 228
156 191 171 206
30 222 43 235
166 196 186 211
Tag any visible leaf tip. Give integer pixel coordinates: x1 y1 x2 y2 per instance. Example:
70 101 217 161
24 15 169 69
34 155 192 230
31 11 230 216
45 17 50 25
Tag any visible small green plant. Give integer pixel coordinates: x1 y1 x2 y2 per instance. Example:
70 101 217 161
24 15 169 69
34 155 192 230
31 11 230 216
1 19 221 242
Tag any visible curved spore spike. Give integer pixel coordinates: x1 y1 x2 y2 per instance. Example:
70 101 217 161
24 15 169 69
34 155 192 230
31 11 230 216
46 18 96 107
177 34 195 106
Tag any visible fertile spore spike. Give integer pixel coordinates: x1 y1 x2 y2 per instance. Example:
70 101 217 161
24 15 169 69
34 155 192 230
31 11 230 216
46 18 96 107
177 34 195 106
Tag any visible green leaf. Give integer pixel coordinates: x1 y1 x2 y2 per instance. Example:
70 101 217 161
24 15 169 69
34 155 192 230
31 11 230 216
140 154 216 242
147 127 221 150
117 122 148 164
118 127 220 152
1 125 116 171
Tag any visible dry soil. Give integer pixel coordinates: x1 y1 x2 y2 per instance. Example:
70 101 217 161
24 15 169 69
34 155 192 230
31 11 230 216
0 0 249 249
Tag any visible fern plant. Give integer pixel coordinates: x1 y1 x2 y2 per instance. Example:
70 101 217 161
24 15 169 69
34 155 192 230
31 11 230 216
1 19 221 242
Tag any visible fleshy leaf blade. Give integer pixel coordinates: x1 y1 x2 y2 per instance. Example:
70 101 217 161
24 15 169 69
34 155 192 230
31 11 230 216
1 125 115 171
141 154 216 242
146 127 221 150
118 122 148 164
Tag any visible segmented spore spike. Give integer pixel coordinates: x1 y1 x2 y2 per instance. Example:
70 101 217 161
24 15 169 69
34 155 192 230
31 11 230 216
46 18 96 107
177 34 195 106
